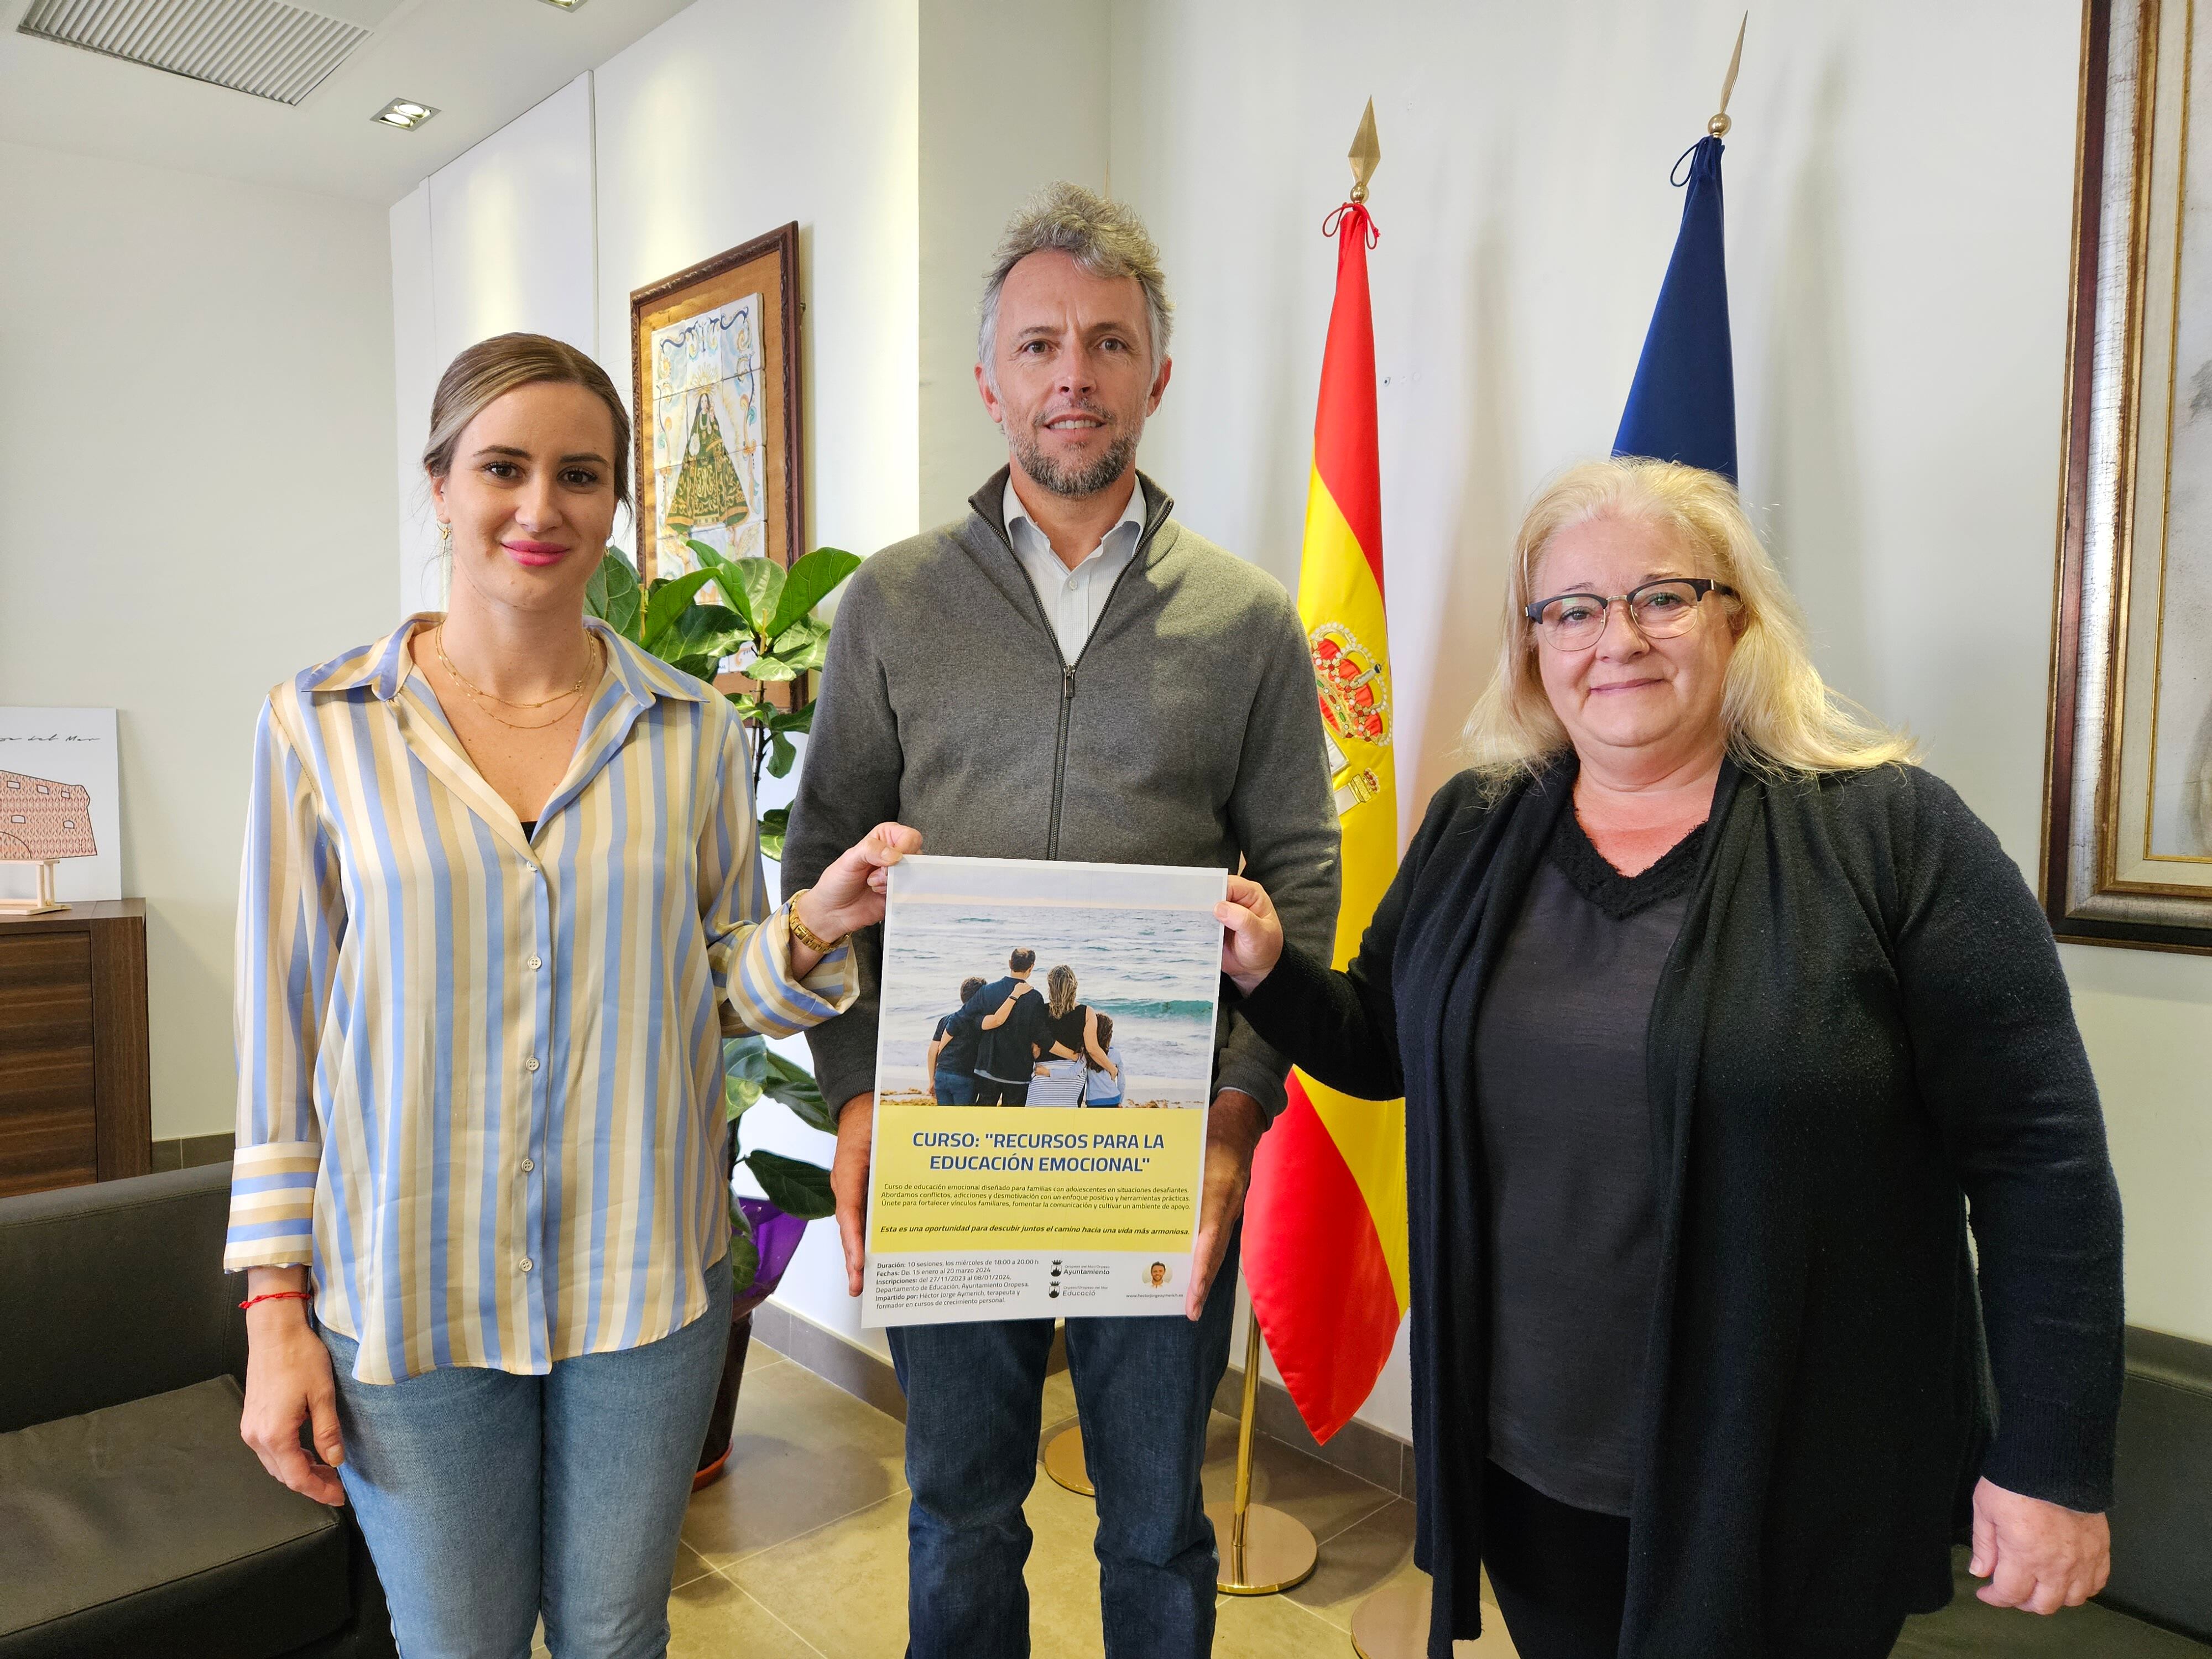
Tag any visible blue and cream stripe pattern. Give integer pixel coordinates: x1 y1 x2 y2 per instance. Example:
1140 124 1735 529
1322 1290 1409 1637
226 615 854 1385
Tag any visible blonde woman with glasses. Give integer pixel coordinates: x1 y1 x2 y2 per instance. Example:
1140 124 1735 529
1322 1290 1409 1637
1213 459 2122 1659
225 332 916 1659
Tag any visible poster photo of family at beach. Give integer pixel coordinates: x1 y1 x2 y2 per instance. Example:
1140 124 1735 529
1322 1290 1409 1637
872 855 1226 1113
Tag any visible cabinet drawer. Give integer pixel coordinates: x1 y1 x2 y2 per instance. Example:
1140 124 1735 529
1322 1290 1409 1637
0 931 97 1194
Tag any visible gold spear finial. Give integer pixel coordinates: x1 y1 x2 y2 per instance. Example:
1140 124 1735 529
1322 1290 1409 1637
1709 13 1747 137
1348 97 1381 202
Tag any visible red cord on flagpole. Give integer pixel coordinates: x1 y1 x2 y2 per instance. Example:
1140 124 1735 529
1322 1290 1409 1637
1322 201 1380 247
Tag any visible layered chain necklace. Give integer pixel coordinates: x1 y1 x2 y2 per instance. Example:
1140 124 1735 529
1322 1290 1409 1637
432 624 604 731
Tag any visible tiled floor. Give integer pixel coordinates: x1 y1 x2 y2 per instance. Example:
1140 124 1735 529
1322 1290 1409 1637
533 1338 2207 1658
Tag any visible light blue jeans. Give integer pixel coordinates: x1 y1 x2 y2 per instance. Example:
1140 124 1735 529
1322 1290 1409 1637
322 1262 730 1659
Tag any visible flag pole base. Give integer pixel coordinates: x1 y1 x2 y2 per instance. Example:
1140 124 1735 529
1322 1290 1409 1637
1206 1498 1317 1595
1350 1577 1480 1657
1042 1424 1093 1496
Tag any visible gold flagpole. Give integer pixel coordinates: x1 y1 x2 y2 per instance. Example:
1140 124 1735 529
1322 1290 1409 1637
1206 1307 1318 1593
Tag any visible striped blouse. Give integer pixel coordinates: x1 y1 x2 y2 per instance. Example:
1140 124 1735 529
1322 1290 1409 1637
225 616 854 1385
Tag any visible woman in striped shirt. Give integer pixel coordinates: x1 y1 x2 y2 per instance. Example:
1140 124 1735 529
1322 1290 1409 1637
226 333 913 1659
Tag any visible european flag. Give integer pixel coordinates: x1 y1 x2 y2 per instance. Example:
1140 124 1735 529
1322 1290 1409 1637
1614 134 1736 483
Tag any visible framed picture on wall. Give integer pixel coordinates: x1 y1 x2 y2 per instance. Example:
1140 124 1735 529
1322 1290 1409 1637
2042 0 2212 953
630 221 804 587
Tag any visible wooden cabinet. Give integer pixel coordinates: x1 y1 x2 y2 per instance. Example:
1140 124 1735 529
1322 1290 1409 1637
0 899 150 1196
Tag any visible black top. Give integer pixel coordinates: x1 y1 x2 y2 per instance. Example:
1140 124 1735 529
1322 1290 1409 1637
964 977 1052 1082
1233 759 2123 1658
931 1009 980 1078
519 820 536 839
1476 811 1703 1516
1044 1005 1091 1061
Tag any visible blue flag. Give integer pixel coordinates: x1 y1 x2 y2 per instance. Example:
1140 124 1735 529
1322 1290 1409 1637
1614 135 1736 483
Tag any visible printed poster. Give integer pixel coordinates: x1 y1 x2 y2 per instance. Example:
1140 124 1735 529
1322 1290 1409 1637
0 708 121 904
863 854 1226 1327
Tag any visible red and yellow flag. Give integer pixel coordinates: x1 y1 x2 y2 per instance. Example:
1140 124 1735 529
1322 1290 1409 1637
1243 199 1408 1442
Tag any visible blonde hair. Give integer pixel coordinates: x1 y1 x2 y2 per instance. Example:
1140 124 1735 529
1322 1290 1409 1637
1046 965 1079 1020
422 332 632 514
1462 458 1914 788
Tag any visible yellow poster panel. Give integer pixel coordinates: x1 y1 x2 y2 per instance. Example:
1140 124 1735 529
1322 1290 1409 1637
869 1105 1203 1253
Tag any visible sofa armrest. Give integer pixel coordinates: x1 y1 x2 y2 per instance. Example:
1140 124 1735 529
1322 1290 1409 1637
0 1163 247 1434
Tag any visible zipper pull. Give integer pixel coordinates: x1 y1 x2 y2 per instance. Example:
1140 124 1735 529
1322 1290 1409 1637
1063 666 1076 701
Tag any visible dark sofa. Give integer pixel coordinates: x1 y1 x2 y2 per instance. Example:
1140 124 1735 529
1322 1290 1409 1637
0 1163 395 1658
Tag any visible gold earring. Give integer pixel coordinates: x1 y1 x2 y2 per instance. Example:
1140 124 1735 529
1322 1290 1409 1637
437 520 451 542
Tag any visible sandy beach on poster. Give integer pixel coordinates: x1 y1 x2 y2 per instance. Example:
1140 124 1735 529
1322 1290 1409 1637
862 854 1225 1327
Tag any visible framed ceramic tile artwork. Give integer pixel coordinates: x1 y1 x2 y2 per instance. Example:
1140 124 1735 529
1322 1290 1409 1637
2044 0 2212 952
629 221 804 587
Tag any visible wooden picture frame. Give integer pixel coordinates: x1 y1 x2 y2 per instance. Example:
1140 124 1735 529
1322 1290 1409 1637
630 221 804 588
2041 0 2212 953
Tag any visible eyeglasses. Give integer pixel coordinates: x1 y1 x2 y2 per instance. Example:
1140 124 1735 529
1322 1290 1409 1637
1524 577 1738 650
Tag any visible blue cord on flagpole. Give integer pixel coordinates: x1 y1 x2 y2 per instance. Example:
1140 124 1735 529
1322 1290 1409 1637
1670 139 1705 187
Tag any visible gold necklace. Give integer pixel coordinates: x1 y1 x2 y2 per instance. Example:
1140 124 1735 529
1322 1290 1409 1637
432 626 602 730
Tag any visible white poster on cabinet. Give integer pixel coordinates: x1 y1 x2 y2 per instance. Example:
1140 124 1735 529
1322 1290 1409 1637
0 708 122 904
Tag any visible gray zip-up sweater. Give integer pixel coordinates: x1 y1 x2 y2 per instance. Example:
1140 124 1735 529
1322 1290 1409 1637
784 468 1340 1122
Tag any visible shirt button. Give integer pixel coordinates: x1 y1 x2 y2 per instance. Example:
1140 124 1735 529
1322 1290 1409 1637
519 1258 533 1273
521 1158 535 1172
527 954 542 971
525 1056 540 1072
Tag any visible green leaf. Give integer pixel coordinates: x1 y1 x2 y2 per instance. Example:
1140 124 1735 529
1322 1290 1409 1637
733 558 787 637
759 805 790 860
767 627 830 674
662 603 746 667
766 547 861 639
769 702 816 737
767 731 797 778
745 655 802 684
723 1035 768 1123
761 1051 837 1134
641 568 719 650
686 540 753 627
726 692 779 727
745 1149 835 1220
725 1067 764 1121
728 1203 760 1297
586 551 643 639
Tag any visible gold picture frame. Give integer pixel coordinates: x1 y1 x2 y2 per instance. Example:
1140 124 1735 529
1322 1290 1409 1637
629 222 803 587
2042 0 2212 953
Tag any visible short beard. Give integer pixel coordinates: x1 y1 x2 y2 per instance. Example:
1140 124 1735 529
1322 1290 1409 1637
1009 414 1142 499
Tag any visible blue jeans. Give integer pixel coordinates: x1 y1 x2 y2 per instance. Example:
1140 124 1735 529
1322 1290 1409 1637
933 1068 977 1103
889 1227 1241 1658
321 1261 730 1659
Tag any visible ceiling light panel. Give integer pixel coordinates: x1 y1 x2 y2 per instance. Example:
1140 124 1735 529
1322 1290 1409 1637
18 0 374 107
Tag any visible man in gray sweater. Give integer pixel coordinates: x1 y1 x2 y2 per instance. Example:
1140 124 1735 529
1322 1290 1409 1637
784 183 1338 1658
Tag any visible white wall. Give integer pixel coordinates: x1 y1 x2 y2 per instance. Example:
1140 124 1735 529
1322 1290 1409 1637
917 0 1111 526
1108 0 2212 1442
0 139 395 1141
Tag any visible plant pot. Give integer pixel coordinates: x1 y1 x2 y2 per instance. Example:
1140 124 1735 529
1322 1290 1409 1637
693 1310 754 1490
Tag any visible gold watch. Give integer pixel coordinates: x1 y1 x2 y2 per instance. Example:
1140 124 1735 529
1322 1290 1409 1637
785 891 842 954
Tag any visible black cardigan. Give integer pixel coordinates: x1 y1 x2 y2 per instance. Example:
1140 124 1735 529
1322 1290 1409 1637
1235 759 2124 1658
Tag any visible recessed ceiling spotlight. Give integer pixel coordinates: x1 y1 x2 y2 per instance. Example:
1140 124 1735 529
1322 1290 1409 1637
372 97 439 130
536 0 589 9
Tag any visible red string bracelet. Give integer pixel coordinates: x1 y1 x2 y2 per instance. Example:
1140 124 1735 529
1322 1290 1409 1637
238 1290 314 1312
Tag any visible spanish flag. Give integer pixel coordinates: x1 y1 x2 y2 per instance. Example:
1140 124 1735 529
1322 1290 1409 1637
1242 181 1408 1442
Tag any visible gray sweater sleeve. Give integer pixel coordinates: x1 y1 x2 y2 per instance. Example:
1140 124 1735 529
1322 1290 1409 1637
1217 596 1341 1121
782 569 901 1118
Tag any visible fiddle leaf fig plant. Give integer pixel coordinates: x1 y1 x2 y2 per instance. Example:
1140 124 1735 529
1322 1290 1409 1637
588 540 860 1292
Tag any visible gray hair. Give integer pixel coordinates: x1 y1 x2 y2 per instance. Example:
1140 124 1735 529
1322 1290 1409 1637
977 182 1173 389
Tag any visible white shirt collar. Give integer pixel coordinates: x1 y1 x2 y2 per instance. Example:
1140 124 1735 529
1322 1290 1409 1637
1002 474 1147 572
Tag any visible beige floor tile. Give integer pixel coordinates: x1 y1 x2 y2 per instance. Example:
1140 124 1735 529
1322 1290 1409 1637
1199 1411 1397 1550
665 1569 826 1658
1212 1587 1366 1657
1039 1367 1081 1443
726 1491 912 1659
670 1541 715 1590
1285 1495 1418 1629
682 1357 909 1569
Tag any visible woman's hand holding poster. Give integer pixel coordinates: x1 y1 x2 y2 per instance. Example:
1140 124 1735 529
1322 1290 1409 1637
862 854 1224 1326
